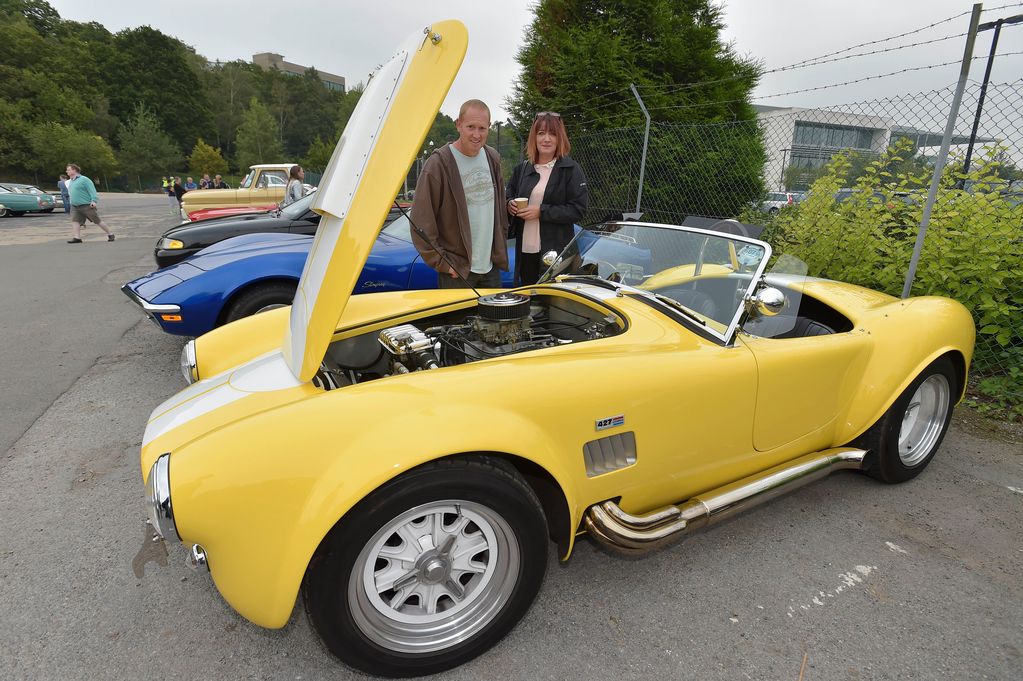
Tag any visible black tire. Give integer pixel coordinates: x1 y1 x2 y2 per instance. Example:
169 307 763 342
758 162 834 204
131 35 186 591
303 456 548 677
41 208 55 213
854 356 957 483
0 207 8 217
222 281 296 324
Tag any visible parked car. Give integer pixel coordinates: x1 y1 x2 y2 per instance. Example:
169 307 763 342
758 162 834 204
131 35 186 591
136 22 975 678
186 203 279 222
0 183 55 216
124 212 516 336
153 191 330 268
7 183 58 212
758 191 799 214
179 163 297 218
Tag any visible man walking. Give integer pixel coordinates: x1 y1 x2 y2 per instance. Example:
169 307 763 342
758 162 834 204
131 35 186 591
57 173 71 214
410 99 508 288
65 163 114 243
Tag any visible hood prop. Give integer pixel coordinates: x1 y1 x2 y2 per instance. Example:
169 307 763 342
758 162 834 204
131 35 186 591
584 447 869 555
394 200 482 298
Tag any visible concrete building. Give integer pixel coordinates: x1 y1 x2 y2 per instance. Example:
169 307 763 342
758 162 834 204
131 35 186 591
252 52 345 93
755 104 985 191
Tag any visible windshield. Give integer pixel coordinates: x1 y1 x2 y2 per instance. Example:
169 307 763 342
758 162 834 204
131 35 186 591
280 189 318 219
540 222 771 341
239 171 254 189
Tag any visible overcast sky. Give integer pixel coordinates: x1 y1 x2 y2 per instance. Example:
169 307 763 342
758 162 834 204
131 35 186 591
47 0 1023 121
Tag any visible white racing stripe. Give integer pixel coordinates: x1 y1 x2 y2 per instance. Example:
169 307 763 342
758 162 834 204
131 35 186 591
143 351 301 446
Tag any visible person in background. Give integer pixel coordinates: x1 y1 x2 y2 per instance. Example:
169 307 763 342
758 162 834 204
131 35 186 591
166 176 177 215
281 165 304 206
173 177 187 213
57 173 71 214
199 173 212 189
506 112 588 285
410 99 508 288
65 163 114 243
213 174 229 189
185 176 197 191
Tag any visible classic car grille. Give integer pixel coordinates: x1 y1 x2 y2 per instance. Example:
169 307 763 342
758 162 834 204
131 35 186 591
583 431 637 477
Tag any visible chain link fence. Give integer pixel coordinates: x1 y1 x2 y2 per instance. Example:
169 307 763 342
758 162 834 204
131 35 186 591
568 79 1023 417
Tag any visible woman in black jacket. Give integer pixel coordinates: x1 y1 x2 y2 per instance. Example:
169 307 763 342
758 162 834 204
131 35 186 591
506 112 588 285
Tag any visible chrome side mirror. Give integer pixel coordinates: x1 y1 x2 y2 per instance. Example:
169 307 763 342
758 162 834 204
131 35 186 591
746 286 786 317
541 250 560 267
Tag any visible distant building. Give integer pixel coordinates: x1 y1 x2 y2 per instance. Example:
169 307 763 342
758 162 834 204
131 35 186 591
252 52 345 93
755 104 988 191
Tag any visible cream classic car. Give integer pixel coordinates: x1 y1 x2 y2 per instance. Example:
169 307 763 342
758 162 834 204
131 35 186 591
137 21 975 677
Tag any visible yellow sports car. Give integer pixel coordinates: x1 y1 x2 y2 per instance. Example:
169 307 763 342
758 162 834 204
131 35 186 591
137 21 975 678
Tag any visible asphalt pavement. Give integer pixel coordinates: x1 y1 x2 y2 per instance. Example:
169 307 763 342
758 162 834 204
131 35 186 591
0 195 1021 680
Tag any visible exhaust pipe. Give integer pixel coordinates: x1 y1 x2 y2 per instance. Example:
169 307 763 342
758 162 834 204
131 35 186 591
584 447 868 555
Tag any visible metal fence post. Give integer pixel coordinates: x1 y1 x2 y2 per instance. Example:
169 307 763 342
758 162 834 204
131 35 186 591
630 84 650 216
902 3 983 299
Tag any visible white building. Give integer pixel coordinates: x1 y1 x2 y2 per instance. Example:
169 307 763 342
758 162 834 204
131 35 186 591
755 105 984 191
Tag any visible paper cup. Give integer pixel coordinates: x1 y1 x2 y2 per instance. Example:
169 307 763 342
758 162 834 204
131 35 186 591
514 197 528 210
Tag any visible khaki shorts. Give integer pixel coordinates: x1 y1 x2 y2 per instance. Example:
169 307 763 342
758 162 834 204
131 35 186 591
70 204 102 224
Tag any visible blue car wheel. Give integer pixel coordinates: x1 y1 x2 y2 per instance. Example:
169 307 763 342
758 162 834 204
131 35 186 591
223 281 298 324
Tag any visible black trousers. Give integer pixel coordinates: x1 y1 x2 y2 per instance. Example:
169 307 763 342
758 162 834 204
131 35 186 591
518 252 541 285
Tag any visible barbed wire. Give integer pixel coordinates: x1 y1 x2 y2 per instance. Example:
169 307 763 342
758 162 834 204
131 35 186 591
558 7 978 116
574 52 1023 127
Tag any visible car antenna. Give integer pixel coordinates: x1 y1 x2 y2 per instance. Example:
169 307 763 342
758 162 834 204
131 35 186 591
392 200 481 298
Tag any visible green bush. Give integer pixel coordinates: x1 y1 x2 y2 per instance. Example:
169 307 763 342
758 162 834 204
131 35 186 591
765 140 1023 418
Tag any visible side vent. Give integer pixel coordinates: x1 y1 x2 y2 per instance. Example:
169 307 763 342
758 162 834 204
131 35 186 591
583 431 637 477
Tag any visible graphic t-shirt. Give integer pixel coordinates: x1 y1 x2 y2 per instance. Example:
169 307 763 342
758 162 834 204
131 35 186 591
450 145 495 274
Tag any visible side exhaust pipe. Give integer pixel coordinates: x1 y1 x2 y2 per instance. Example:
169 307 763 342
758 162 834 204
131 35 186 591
584 447 868 555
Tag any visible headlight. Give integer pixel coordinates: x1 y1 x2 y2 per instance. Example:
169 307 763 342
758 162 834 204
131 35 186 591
180 340 198 384
159 237 185 250
145 454 177 541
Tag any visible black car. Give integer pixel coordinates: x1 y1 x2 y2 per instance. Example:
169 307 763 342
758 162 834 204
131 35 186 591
153 193 325 268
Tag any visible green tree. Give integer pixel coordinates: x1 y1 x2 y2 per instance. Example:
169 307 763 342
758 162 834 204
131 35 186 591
201 60 259 158
335 83 364 136
508 0 765 218
300 136 335 173
25 121 117 178
116 103 181 177
107 25 213 151
188 139 229 178
235 97 283 169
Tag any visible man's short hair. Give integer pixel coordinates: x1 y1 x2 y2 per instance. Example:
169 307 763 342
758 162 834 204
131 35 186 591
67 163 81 173
458 99 491 122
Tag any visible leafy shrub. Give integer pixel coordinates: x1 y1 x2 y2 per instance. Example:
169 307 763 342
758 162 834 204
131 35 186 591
765 139 1023 418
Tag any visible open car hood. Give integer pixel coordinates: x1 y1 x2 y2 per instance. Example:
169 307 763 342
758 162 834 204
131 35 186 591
283 21 467 381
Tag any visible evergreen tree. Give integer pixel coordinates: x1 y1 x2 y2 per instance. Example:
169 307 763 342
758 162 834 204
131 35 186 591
508 0 765 218
116 103 181 177
235 97 284 170
301 136 336 173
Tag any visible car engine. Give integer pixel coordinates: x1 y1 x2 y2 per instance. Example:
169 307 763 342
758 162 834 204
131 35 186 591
313 292 621 389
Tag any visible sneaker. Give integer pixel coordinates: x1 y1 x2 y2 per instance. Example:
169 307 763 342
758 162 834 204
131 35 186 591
107 234 115 242
67 238 83 244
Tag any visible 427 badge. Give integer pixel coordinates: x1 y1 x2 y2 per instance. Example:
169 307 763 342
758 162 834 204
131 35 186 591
595 414 625 431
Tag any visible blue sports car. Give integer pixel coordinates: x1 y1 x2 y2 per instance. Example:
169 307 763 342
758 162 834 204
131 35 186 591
122 215 518 337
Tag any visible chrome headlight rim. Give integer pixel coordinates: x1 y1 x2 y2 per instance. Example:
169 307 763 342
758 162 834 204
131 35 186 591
146 454 177 542
180 340 198 385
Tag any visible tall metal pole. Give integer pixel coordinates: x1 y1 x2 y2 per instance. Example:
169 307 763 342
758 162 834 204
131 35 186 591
630 84 650 216
902 3 983 299
961 19 1002 178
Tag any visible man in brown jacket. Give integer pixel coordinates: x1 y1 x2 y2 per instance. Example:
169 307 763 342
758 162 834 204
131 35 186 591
410 99 508 288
